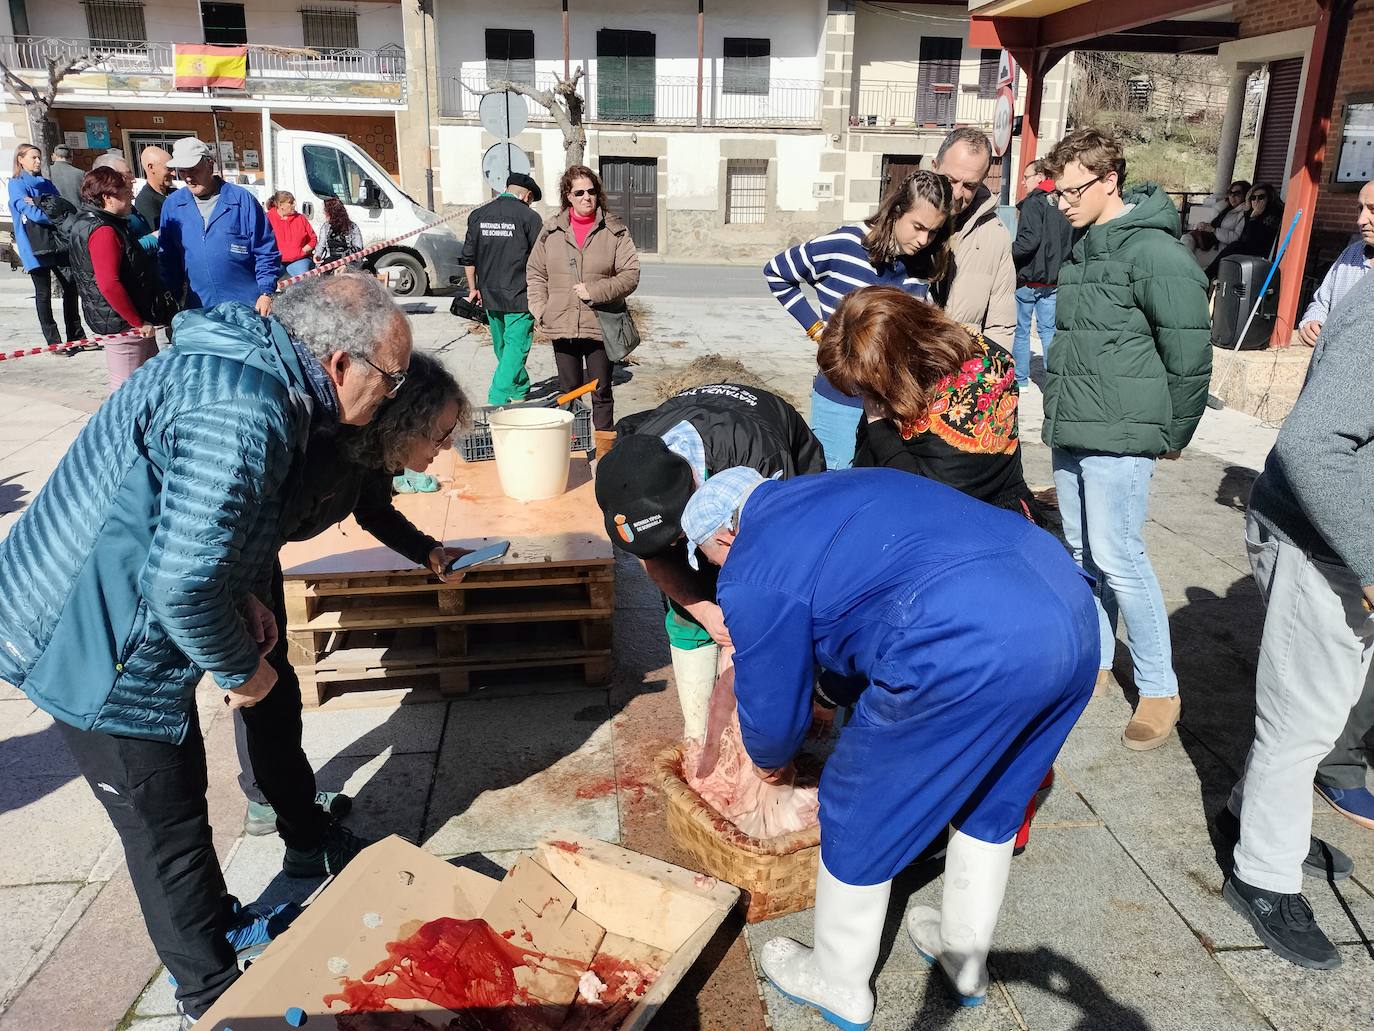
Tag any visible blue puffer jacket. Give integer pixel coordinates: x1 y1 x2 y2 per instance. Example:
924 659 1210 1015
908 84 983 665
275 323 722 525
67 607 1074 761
0 303 315 743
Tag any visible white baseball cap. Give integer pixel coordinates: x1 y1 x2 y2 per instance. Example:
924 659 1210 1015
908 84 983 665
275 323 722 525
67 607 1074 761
166 137 214 170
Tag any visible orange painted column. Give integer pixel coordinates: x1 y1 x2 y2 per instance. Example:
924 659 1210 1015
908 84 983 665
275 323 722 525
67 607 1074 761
1271 0 1352 347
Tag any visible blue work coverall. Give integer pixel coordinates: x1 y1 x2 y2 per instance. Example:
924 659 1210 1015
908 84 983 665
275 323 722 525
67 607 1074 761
158 181 281 309
718 468 1099 886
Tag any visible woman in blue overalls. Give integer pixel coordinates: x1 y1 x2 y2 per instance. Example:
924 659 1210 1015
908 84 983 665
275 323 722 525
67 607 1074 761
682 466 1099 1029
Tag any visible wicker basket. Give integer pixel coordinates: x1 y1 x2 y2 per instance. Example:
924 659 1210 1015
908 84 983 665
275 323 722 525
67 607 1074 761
654 743 820 923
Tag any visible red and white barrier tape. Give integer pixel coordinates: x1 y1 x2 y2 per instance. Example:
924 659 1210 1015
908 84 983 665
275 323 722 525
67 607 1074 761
1 207 467 362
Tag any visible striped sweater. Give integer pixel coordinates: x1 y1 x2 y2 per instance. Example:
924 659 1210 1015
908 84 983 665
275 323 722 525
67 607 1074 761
764 224 931 404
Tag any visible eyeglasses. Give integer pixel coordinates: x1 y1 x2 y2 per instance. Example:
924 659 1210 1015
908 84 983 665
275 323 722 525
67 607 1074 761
360 355 407 396
430 416 460 447
1048 175 1104 206
570 187 598 198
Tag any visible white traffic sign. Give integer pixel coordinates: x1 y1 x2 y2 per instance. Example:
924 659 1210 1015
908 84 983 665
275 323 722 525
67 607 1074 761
479 90 530 139
997 50 1017 89
992 87 1015 157
481 141 532 194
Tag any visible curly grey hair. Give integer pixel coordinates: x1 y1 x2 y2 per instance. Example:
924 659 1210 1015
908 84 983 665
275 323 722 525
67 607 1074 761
346 352 471 472
273 272 408 362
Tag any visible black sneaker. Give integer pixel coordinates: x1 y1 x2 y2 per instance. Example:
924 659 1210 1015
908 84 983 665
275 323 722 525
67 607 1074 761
1214 806 1353 881
282 822 371 879
1223 875 1341 969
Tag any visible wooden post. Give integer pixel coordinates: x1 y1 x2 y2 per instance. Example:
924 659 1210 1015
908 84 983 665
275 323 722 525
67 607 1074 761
1013 49 1040 199
563 0 571 81
1271 0 1352 347
696 0 705 128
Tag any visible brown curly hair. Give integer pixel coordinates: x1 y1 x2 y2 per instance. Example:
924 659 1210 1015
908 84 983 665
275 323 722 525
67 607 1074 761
346 352 471 473
817 286 980 426
558 164 609 214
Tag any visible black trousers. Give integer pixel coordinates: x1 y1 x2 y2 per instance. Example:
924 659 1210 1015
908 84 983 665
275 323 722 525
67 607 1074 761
56 713 240 1019
232 564 331 849
30 267 82 346
552 337 614 430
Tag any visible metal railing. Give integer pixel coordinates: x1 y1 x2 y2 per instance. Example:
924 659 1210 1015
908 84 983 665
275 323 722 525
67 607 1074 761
850 80 998 130
0 34 406 84
438 63 821 127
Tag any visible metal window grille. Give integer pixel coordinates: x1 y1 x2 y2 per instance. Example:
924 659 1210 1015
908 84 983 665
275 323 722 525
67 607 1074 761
723 37 769 96
485 28 535 87
301 7 360 55
83 0 147 46
725 159 768 225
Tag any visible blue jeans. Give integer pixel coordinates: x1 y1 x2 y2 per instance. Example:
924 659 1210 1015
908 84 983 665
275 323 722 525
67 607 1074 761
1013 285 1057 385
1052 448 1178 698
810 389 862 470
283 258 314 277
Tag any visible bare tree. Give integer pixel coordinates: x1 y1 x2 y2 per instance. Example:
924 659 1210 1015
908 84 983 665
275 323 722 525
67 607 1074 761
0 52 105 170
470 67 587 167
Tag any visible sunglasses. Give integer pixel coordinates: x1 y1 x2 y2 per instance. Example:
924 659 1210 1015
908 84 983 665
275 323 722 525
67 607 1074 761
1248 194 1266 202
360 355 407 396
570 187 598 198
1229 189 1245 196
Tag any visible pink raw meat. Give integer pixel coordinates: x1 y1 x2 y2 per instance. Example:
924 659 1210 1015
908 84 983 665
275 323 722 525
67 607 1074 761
684 712 819 840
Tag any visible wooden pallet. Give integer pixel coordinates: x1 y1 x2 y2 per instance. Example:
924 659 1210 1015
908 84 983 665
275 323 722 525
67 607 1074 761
278 452 615 708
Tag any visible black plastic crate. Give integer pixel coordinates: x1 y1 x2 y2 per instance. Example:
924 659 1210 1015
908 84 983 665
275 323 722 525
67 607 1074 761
457 398 594 462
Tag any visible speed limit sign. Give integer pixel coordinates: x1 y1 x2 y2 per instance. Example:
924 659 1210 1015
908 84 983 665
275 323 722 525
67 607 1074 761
992 86 1015 157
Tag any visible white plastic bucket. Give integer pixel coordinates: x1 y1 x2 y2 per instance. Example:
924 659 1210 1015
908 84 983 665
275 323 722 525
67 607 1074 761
487 407 575 501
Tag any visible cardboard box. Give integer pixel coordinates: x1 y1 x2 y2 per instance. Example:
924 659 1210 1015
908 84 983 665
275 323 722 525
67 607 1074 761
199 833 738 1031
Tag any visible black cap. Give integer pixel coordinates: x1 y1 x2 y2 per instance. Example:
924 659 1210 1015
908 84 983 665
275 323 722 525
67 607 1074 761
506 172 542 203
594 435 694 557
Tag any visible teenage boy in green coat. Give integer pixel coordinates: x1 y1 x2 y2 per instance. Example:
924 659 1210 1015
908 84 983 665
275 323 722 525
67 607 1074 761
1040 127 1212 752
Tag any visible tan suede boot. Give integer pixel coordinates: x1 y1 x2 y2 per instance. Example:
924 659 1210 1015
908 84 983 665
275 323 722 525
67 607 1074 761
1122 695 1181 750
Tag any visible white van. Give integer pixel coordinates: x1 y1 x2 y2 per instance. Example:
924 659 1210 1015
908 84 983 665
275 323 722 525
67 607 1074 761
269 125 463 297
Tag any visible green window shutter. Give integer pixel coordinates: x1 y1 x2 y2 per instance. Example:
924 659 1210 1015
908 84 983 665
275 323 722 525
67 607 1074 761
597 29 655 121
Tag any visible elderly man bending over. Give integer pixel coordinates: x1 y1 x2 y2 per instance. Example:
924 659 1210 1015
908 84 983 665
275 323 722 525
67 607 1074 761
682 466 1097 1025
0 272 412 1023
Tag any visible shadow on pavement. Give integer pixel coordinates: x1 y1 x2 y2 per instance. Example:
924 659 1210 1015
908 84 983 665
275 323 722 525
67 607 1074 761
0 719 74 816
0 472 30 516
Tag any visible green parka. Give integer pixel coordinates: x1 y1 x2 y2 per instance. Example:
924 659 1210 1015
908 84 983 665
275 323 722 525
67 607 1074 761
1041 182 1212 456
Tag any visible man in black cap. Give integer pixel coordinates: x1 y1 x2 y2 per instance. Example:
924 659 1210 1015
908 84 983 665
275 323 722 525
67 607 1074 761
595 384 826 737
461 172 546 404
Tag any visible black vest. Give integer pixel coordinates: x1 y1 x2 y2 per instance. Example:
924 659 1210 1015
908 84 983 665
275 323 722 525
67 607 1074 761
616 383 827 481
67 208 163 335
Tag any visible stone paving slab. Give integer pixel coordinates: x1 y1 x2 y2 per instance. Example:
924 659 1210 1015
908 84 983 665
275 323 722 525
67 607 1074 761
0 882 84 1006
1055 722 1374 951
996 825 1271 1030
0 704 78 776
0 774 115 887
1217 945 1374 1031
423 692 618 855
298 700 448 762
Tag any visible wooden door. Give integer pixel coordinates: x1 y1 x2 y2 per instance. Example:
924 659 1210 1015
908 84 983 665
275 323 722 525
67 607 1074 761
600 157 658 253
917 37 961 128
881 154 923 202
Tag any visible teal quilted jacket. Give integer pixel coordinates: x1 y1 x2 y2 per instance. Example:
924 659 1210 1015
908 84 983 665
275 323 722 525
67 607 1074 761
0 303 314 742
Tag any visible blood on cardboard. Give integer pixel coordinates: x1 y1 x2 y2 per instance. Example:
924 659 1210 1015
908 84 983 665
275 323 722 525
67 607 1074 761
197 834 737 1031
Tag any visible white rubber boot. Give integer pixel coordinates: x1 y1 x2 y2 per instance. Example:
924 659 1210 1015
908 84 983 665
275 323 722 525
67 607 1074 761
669 642 718 740
759 858 890 1030
907 829 1014 1007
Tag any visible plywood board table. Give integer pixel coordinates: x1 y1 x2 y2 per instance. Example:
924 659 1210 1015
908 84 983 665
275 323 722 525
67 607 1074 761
279 450 615 708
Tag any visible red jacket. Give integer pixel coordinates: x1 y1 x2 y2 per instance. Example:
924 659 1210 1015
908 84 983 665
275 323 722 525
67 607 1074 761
267 208 318 264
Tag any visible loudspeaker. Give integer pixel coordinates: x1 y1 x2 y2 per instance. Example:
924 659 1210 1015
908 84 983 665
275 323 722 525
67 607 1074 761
1211 255 1279 351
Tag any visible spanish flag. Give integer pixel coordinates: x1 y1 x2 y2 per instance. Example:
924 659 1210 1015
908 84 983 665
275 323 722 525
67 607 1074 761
174 44 248 90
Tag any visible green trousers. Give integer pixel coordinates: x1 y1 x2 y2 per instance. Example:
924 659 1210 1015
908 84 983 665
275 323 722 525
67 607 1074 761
486 310 535 405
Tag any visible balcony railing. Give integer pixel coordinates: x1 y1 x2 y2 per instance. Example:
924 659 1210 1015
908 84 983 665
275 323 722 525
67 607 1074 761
851 80 998 131
0 35 406 102
439 64 821 127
